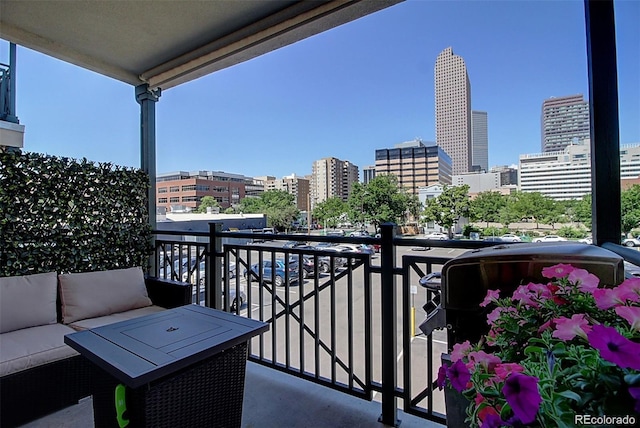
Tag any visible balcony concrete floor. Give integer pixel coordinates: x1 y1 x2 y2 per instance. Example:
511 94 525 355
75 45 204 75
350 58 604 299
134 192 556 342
20 362 445 428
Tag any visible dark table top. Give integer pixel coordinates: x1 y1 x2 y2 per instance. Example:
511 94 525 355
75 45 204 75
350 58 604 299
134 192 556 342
64 304 269 388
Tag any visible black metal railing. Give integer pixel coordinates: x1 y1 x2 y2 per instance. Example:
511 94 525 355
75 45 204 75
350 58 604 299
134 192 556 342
149 225 640 425
150 224 498 426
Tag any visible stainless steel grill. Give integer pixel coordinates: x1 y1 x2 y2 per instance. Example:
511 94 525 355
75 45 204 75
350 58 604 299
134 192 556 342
421 242 625 349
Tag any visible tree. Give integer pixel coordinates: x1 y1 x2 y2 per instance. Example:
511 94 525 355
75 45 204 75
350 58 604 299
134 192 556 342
238 190 299 231
349 175 411 230
422 184 470 238
621 185 640 236
573 194 592 229
313 197 348 229
508 191 554 228
469 191 506 227
196 196 220 213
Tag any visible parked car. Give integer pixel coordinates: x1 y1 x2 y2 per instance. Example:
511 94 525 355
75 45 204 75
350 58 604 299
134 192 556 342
625 261 640 277
316 255 346 273
424 232 448 240
578 237 593 245
244 259 299 286
483 236 503 242
192 284 245 312
182 260 236 285
337 244 375 255
622 236 640 247
300 256 315 278
348 230 370 237
500 234 522 242
532 235 568 243
283 241 308 249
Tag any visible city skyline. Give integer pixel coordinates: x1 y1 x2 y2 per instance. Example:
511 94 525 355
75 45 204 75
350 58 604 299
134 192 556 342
1 1 638 180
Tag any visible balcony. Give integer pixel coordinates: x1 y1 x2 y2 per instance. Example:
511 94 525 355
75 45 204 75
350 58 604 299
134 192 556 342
21 361 443 428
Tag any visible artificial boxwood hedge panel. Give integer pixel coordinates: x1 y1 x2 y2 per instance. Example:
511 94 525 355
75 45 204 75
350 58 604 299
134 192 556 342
0 151 152 277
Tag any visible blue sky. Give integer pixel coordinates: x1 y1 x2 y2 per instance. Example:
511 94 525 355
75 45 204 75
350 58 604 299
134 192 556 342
1 0 639 180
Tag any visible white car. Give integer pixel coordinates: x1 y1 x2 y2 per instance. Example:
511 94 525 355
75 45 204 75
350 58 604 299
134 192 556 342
532 235 567 243
622 237 640 247
500 234 522 243
424 232 448 240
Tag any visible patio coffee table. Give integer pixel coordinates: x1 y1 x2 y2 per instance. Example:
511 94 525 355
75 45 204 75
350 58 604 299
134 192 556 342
65 304 268 428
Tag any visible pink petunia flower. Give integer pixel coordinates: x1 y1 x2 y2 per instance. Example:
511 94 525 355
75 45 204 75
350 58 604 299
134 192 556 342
542 263 575 279
552 314 592 341
527 282 552 299
615 306 640 331
567 268 600 292
592 288 627 310
494 362 525 381
588 325 640 370
451 340 472 362
480 289 501 307
512 284 539 308
617 278 640 302
537 319 556 334
468 350 502 373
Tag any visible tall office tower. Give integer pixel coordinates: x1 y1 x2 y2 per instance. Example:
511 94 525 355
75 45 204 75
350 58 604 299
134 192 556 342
435 47 472 175
471 111 488 172
311 157 359 208
264 174 310 210
374 139 452 195
541 94 590 153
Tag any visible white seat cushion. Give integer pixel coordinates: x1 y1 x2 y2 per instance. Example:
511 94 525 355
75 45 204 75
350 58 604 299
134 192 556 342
68 305 167 331
59 267 152 324
0 324 79 377
0 272 58 334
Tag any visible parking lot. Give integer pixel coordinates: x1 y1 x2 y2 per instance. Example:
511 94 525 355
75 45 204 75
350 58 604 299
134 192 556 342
212 242 469 415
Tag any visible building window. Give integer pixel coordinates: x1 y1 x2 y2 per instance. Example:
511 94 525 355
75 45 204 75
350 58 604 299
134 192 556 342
158 197 168 204
182 196 198 202
170 197 180 203
158 187 168 193
182 185 196 191
169 186 180 192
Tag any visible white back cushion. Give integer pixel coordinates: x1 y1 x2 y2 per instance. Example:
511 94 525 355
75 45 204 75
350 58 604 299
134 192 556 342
0 272 58 333
59 267 152 324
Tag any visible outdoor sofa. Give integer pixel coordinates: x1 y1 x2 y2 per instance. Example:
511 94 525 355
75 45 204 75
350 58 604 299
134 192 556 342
0 267 192 427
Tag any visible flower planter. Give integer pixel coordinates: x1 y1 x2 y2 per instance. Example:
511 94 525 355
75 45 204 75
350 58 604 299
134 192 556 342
441 353 470 428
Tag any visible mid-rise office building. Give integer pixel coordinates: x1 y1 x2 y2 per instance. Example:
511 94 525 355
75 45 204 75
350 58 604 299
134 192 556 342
541 94 590 153
471 111 488 172
362 166 376 184
311 157 359 208
452 171 501 194
435 47 472 175
490 165 519 186
156 170 257 212
375 139 452 195
519 141 640 200
264 174 310 210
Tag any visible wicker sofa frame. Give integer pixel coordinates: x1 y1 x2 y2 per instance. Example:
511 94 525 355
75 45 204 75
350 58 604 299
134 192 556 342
0 276 192 428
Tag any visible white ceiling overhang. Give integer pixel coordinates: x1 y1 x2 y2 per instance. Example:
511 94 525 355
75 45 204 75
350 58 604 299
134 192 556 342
0 0 402 90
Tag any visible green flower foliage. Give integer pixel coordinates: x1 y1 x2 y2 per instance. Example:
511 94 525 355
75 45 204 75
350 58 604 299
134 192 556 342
0 151 152 276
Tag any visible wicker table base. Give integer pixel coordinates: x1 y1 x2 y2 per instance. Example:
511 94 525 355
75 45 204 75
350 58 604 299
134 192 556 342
91 343 248 428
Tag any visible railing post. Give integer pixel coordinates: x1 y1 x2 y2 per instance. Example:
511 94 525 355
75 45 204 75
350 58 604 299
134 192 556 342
379 222 399 427
584 0 621 246
208 222 223 310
